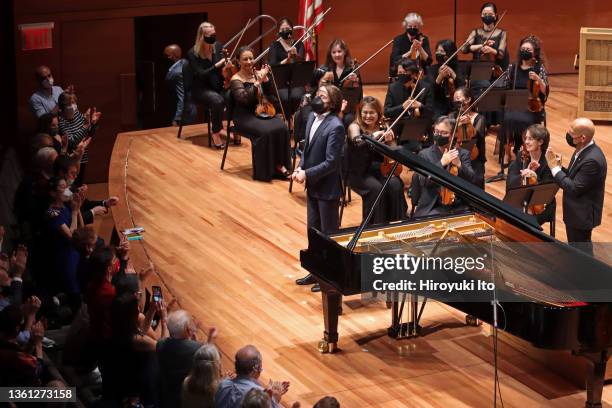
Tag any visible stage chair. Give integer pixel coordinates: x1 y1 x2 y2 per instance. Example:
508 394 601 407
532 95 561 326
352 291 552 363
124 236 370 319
177 61 213 146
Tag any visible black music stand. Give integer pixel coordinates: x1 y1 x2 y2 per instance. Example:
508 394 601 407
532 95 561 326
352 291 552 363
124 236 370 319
503 182 559 214
398 116 431 153
477 89 506 183
469 61 496 83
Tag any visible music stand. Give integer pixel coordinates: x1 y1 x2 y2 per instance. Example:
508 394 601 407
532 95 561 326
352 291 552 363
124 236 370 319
398 116 432 152
504 89 529 112
476 88 505 113
503 182 559 213
469 61 495 82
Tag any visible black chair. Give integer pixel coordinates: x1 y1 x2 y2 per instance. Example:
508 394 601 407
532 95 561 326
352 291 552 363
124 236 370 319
220 90 254 171
177 61 212 146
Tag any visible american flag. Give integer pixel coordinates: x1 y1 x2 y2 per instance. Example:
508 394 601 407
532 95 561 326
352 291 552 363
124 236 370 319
298 0 324 61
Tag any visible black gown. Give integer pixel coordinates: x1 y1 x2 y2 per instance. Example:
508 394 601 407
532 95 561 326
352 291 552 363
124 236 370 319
268 40 307 119
229 79 292 181
346 131 407 224
389 32 433 76
506 153 556 225
501 62 548 154
330 65 363 127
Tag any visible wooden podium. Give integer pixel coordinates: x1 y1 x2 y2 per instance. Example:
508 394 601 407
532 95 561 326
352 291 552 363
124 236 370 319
578 27 612 121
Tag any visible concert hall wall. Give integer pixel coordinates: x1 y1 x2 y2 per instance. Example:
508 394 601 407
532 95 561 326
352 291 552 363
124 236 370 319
9 0 612 182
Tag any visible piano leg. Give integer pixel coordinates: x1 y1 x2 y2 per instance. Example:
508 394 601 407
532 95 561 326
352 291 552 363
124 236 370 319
581 350 610 408
319 285 341 353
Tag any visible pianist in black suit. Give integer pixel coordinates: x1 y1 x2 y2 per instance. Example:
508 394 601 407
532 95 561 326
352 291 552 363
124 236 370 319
546 118 607 255
292 84 345 292
412 116 475 218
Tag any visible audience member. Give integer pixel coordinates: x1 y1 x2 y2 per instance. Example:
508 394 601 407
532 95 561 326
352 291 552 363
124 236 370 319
314 396 340 408
29 65 65 118
215 345 289 408
241 388 272 408
181 343 223 408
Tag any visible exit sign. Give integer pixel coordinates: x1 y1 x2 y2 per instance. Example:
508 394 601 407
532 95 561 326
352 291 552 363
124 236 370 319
19 22 54 51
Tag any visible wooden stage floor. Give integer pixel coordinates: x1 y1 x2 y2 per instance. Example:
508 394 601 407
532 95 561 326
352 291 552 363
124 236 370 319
109 74 612 407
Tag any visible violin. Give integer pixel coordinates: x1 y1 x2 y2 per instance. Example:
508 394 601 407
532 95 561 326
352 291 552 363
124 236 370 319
527 71 543 112
520 144 545 214
341 59 360 89
222 49 239 89
253 67 276 119
456 109 479 161
378 119 403 177
439 117 462 206
408 33 425 62
403 70 423 118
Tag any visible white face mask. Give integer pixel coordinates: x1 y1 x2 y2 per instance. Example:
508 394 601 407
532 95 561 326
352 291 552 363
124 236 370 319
62 188 73 202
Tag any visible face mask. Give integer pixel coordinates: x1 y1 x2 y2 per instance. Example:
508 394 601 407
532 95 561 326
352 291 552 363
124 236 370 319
406 27 419 37
566 132 577 147
520 49 533 61
41 77 54 89
433 133 450 146
204 35 216 44
49 127 59 137
279 30 292 40
62 188 73 202
311 96 326 114
435 53 446 64
397 73 411 84
481 15 496 25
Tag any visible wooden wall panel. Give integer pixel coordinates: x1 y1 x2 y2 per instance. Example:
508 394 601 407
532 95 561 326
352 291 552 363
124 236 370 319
456 0 612 74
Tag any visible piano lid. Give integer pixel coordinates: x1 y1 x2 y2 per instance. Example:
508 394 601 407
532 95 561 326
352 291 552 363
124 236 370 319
364 136 546 239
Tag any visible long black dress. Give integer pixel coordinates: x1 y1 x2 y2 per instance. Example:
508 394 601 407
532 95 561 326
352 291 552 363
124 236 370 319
229 78 291 182
501 62 548 154
506 153 556 225
346 129 407 224
268 40 307 118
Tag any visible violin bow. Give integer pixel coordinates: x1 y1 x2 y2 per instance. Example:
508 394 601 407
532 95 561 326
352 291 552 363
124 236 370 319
267 66 288 125
388 88 426 131
481 10 507 47
228 18 252 61
462 68 508 113
342 39 394 84
406 69 423 101
439 37 472 70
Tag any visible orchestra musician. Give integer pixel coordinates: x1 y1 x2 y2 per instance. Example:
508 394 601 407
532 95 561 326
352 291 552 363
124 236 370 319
389 13 432 77
411 116 475 217
450 87 486 188
501 35 549 157
293 84 346 292
186 22 229 148
384 59 433 152
506 124 556 225
229 46 292 181
323 39 363 126
346 96 408 224
429 40 465 119
461 2 508 87
268 17 307 119
293 68 334 147
546 118 607 255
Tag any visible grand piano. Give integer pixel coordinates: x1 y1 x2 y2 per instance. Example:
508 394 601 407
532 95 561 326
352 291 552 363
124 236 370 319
300 137 612 408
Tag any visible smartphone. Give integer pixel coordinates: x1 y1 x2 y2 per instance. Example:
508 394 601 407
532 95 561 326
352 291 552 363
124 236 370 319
152 286 162 303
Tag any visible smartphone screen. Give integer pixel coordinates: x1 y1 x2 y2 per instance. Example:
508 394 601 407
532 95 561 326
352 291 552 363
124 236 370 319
152 286 162 303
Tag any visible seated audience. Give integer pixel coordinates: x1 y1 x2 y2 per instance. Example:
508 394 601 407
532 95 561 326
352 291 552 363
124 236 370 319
215 344 289 408
314 396 341 408
181 343 223 408
241 388 272 408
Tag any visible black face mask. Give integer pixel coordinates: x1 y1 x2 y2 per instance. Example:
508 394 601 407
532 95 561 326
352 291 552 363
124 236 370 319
481 15 496 25
279 30 292 40
397 74 412 84
311 96 326 114
433 133 450 146
49 127 59 137
566 132 577 147
435 53 446 64
406 28 419 37
520 49 534 61
204 35 216 44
